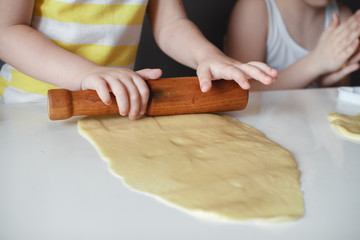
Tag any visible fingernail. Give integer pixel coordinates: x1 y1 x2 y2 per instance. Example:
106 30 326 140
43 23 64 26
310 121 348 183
201 82 209 92
267 76 274 83
242 82 250 89
129 114 138 120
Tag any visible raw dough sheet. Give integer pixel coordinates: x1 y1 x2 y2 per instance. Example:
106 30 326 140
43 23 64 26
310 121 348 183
78 114 304 223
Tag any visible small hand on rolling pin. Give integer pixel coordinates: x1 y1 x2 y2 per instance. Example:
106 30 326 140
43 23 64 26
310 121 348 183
80 68 163 120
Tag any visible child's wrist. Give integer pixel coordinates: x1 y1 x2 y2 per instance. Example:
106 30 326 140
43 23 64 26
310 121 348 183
195 45 223 67
78 64 102 90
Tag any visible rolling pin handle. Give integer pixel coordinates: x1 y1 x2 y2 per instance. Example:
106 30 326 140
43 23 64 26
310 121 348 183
48 89 73 120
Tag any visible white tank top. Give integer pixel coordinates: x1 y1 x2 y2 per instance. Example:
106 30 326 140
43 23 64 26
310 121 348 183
265 0 339 71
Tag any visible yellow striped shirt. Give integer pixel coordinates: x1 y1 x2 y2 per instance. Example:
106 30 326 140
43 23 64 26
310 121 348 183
0 0 148 103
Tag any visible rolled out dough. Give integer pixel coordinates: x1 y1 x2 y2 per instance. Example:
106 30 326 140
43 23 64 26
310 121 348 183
78 114 304 223
327 112 360 142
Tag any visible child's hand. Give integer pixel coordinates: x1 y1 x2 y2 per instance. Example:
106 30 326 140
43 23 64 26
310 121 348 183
310 11 360 77
81 67 162 120
196 51 278 92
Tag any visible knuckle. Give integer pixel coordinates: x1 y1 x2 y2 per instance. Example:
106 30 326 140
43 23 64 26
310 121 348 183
143 86 150 94
140 88 150 98
233 69 247 80
112 87 126 97
95 81 107 90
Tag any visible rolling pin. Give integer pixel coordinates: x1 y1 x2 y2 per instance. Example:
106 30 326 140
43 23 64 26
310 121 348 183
48 76 249 120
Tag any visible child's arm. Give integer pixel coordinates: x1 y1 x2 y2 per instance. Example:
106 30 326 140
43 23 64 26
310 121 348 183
147 0 278 93
226 0 360 90
0 0 160 119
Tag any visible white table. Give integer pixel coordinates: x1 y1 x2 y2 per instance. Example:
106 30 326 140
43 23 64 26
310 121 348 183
1 88 359 240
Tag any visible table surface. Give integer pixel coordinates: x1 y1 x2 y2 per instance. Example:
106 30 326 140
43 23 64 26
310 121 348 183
1 88 359 240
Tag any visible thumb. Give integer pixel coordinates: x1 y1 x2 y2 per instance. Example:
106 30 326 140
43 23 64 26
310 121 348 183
328 13 340 30
136 68 162 80
197 70 213 93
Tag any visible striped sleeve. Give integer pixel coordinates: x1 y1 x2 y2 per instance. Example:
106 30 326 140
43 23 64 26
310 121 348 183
0 0 148 102
32 0 148 67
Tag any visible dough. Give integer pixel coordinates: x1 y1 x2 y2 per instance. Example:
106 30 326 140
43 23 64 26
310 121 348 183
327 112 360 142
78 114 304 222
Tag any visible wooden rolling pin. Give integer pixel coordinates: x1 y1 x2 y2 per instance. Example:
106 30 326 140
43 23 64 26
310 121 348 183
48 76 249 120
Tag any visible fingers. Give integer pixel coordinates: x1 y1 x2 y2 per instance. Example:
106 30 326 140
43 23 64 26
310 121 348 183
108 76 135 118
220 65 254 90
81 77 113 105
110 74 148 120
197 60 278 91
320 13 339 41
134 68 162 114
335 11 360 56
224 66 251 89
321 63 360 86
221 62 277 88
247 61 278 84
348 48 360 65
81 68 155 120
316 10 360 71
341 63 360 77
337 10 360 36
338 38 360 66
328 13 340 30
132 75 150 116
136 68 162 80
